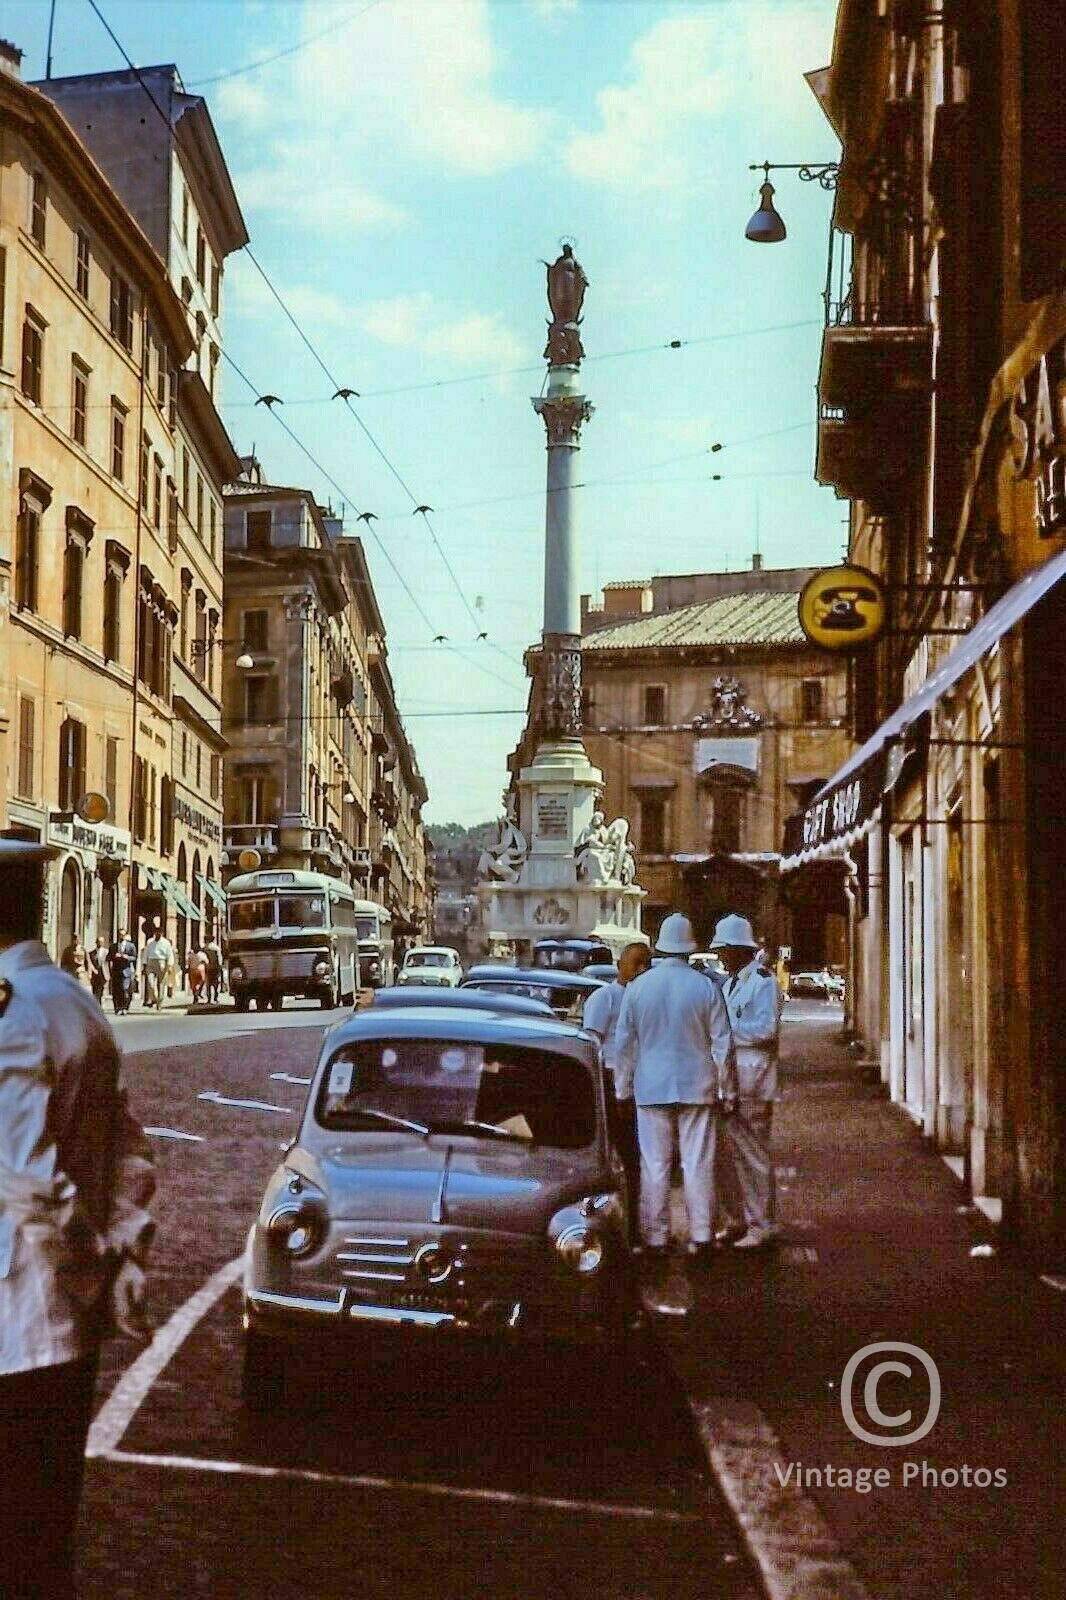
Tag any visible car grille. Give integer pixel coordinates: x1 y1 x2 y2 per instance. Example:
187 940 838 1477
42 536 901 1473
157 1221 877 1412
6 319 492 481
333 1230 538 1323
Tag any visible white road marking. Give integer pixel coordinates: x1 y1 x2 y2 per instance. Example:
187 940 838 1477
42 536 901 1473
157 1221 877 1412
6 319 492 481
270 1072 312 1086
144 1127 205 1143
198 1090 294 1114
86 1257 244 1456
92 1448 700 1524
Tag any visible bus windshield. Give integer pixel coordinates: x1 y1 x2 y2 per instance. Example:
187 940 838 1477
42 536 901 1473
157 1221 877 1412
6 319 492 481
356 915 380 941
278 893 328 929
229 897 275 933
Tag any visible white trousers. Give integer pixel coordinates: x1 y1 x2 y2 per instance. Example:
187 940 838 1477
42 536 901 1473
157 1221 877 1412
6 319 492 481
718 1108 776 1235
636 1105 716 1247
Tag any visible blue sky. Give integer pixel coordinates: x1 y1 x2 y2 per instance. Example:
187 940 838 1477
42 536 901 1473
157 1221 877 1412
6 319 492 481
11 0 842 824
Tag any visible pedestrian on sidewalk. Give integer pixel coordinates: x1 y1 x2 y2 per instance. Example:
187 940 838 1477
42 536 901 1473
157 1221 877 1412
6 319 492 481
186 943 209 1006
88 936 109 1005
711 914 782 1251
108 929 137 1015
204 933 224 1005
0 839 155 1600
582 940 652 1244
615 913 738 1271
59 936 87 985
142 924 173 1011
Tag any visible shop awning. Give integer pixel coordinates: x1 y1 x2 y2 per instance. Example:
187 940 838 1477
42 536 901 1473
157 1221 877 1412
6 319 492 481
196 873 227 910
781 544 1066 871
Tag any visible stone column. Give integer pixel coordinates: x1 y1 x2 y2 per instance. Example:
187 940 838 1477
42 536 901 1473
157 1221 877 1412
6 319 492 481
533 365 593 741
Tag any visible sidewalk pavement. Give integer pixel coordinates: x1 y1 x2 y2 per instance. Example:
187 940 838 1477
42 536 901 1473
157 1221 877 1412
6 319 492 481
659 1010 1066 1600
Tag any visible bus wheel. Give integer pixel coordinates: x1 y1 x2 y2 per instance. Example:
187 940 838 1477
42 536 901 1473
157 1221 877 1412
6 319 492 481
234 993 250 1013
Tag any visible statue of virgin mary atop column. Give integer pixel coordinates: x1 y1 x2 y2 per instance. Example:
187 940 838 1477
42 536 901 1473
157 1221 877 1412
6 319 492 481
544 244 589 367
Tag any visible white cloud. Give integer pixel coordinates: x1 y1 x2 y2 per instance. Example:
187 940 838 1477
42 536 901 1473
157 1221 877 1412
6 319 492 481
225 259 351 328
360 293 523 368
567 4 835 195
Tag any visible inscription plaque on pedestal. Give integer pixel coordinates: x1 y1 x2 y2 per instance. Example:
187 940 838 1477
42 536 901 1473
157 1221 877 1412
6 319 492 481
535 792 570 842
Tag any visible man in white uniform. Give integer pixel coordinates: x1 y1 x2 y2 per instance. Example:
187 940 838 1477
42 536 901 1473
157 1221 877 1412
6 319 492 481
615 913 737 1267
582 942 651 1243
0 839 155 1596
711 913 783 1250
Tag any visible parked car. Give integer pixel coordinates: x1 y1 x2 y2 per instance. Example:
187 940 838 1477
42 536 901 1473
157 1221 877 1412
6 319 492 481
461 965 605 1022
369 987 556 1021
789 971 832 1000
583 962 619 984
531 937 613 973
396 946 463 988
241 996 636 1406
689 952 726 981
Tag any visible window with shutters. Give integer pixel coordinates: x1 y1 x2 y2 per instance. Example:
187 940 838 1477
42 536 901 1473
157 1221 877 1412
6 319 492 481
210 262 220 316
195 227 206 287
15 507 40 612
155 346 166 409
179 570 192 658
244 675 276 724
801 679 824 724
208 343 219 401
0 247 6 366
167 479 178 553
210 752 220 801
181 185 189 247
246 509 271 549
196 743 202 790
132 756 147 842
147 765 157 848
104 735 119 818
111 402 126 481
16 697 35 800
195 474 204 537
21 312 44 404
30 171 46 247
194 592 208 683
643 684 666 725
243 610 268 652
109 270 133 350
209 499 217 559
58 718 86 811
239 774 267 824
140 433 151 511
639 795 667 854
182 449 190 513
152 456 163 529
160 774 174 855
62 537 85 639
75 230 90 300
71 358 89 446
709 786 743 855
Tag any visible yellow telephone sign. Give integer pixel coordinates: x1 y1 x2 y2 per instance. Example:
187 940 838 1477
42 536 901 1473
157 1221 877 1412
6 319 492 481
798 565 887 652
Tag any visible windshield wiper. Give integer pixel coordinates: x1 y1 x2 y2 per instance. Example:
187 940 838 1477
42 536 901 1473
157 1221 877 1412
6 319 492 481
347 1107 431 1138
427 1118 534 1145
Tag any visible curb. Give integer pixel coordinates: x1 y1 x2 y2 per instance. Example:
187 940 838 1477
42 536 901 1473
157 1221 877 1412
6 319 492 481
688 1398 872 1600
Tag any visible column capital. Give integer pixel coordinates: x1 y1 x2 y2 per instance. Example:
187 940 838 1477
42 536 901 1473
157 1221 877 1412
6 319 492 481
532 394 594 448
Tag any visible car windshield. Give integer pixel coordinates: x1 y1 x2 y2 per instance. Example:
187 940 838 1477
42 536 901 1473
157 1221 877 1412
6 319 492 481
317 1038 596 1149
278 893 327 929
406 952 451 968
229 897 275 933
533 947 587 972
464 979 587 1019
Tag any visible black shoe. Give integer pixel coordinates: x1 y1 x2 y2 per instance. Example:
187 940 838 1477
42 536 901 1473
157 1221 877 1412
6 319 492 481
688 1241 717 1269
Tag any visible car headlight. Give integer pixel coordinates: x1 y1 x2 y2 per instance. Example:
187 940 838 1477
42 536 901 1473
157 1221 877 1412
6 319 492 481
266 1200 325 1258
555 1223 604 1275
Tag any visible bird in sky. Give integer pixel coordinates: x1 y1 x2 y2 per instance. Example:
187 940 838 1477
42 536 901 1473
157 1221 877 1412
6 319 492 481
255 394 283 408
356 511 378 523
476 631 488 641
413 504 434 515
433 634 449 643
333 387 359 400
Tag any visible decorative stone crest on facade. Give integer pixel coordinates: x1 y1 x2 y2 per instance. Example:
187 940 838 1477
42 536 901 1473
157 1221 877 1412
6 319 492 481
532 896 571 926
692 676 765 733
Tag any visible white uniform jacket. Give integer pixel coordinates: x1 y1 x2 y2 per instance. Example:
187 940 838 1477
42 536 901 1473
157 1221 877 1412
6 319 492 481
0 941 155 1375
723 959 783 1101
581 981 625 1074
615 957 737 1106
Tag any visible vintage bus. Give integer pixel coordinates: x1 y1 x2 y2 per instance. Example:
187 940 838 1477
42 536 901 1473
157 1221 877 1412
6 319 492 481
225 869 374 1011
352 897 394 989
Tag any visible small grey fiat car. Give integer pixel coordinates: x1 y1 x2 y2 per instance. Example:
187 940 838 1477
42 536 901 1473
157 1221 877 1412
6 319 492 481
241 995 635 1406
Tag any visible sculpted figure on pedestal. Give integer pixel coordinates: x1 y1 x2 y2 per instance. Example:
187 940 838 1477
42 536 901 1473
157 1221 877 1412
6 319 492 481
575 811 637 886
543 244 589 367
476 792 528 885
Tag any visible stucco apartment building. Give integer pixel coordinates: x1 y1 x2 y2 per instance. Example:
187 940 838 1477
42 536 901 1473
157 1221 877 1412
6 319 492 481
223 461 431 944
791 0 1066 1265
0 47 243 961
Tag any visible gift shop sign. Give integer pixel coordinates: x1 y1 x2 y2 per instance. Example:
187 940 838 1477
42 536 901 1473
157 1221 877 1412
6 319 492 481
48 813 132 861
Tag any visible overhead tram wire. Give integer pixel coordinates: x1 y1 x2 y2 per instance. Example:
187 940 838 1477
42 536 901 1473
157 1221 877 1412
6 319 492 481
222 352 526 695
186 1 387 89
82 0 511 659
